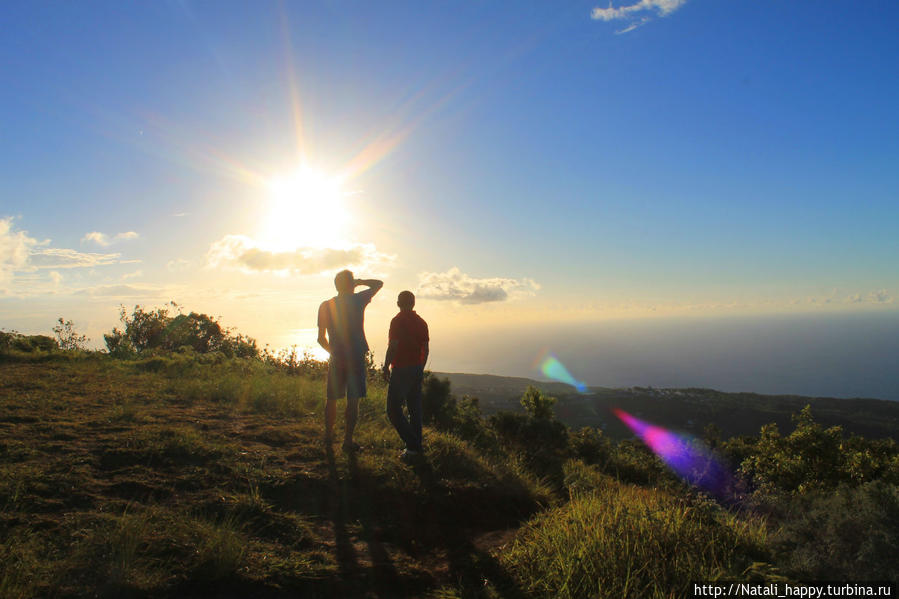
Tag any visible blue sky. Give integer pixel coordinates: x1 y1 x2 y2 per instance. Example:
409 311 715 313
2 1 897 394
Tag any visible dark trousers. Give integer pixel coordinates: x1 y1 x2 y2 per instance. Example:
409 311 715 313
386 364 424 452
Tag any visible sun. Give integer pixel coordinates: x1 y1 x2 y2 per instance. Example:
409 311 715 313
260 166 348 251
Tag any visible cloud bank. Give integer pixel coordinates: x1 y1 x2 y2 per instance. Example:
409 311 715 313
1 217 136 295
206 234 394 275
417 267 540 305
591 0 687 33
0 217 39 286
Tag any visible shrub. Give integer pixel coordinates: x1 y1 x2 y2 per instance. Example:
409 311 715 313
603 439 673 488
520 385 556 420
570 426 611 467
737 405 899 495
422 373 457 429
261 345 328 377
771 481 899 581
1 332 59 354
105 303 259 359
52 318 88 351
489 387 569 477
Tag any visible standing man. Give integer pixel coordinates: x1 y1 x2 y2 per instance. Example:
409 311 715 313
318 270 383 452
383 290 429 460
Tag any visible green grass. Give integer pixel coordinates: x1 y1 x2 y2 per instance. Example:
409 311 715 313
499 460 771 599
0 356 553 597
7 352 862 597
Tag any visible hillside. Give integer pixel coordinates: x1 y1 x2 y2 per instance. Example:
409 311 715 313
435 372 899 441
0 357 553 597
2 352 897 597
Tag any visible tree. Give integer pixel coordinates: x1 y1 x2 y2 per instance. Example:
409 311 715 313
52 318 88 351
422 373 457 429
520 385 557 421
104 303 259 358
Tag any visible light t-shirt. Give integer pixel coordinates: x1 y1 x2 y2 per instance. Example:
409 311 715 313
318 288 376 359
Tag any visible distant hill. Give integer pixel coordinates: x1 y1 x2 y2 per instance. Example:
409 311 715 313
432 371 899 441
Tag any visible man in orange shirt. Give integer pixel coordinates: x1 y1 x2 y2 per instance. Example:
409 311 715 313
382 290 429 460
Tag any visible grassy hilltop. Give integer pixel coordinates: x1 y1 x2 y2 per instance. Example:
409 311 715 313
1 318 898 597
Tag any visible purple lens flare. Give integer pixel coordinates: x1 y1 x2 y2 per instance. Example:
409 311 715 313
613 408 731 496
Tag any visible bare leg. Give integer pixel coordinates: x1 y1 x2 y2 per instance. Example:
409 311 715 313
325 399 337 440
344 397 360 444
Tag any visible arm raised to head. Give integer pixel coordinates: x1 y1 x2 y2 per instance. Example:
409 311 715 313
355 278 383 295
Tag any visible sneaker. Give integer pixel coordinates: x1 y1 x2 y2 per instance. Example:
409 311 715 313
342 441 362 453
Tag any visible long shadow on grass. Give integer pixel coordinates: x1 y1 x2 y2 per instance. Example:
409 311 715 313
406 459 530 599
262 446 531 597
343 451 411 594
324 443 365 592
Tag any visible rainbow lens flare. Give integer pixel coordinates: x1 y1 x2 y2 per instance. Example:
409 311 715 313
537 352 587 393
613 408 731 496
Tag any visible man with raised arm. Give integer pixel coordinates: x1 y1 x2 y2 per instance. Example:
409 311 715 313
317 270 383 452
382 290 429 461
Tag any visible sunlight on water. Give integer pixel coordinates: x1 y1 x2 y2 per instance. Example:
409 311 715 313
535 351 587 392
613 408 731 496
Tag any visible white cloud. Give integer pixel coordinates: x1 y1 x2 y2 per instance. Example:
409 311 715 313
29 248 122 270
206 234 394 276
417 267 540 305
1 218 138 296
81 231 139 247
591 0 687 32
122 270 143 280
0 217 40 286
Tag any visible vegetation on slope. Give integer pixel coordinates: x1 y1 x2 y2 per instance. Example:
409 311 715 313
1 309 897 597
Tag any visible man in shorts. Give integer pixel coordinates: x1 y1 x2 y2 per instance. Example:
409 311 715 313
317 270 382 452
382 290 429 461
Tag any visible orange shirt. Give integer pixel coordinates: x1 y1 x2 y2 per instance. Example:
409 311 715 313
388 310 429 368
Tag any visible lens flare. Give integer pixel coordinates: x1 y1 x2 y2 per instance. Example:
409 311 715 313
612 408 731 496
536 351 587 393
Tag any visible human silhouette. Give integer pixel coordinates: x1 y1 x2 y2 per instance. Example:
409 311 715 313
317 270 383 452
382 290 429 461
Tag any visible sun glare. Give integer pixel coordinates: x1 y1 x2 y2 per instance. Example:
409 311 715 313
261 167 348 251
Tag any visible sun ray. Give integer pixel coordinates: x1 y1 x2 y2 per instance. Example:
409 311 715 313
278 3 307 165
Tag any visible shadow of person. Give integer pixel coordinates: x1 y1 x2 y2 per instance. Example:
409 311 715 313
408 457 437 489
324 443 362 593
343 450 411 594
404 456 530 599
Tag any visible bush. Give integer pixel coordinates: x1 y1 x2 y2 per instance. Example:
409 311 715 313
105 303 259 359
771 481 899 581
52 318 88 351
569 426 611 467
603 439 674 488
489 387 570 479
261 345 328 377
736 405 899 495
422 373 457 429
1 331 58 353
